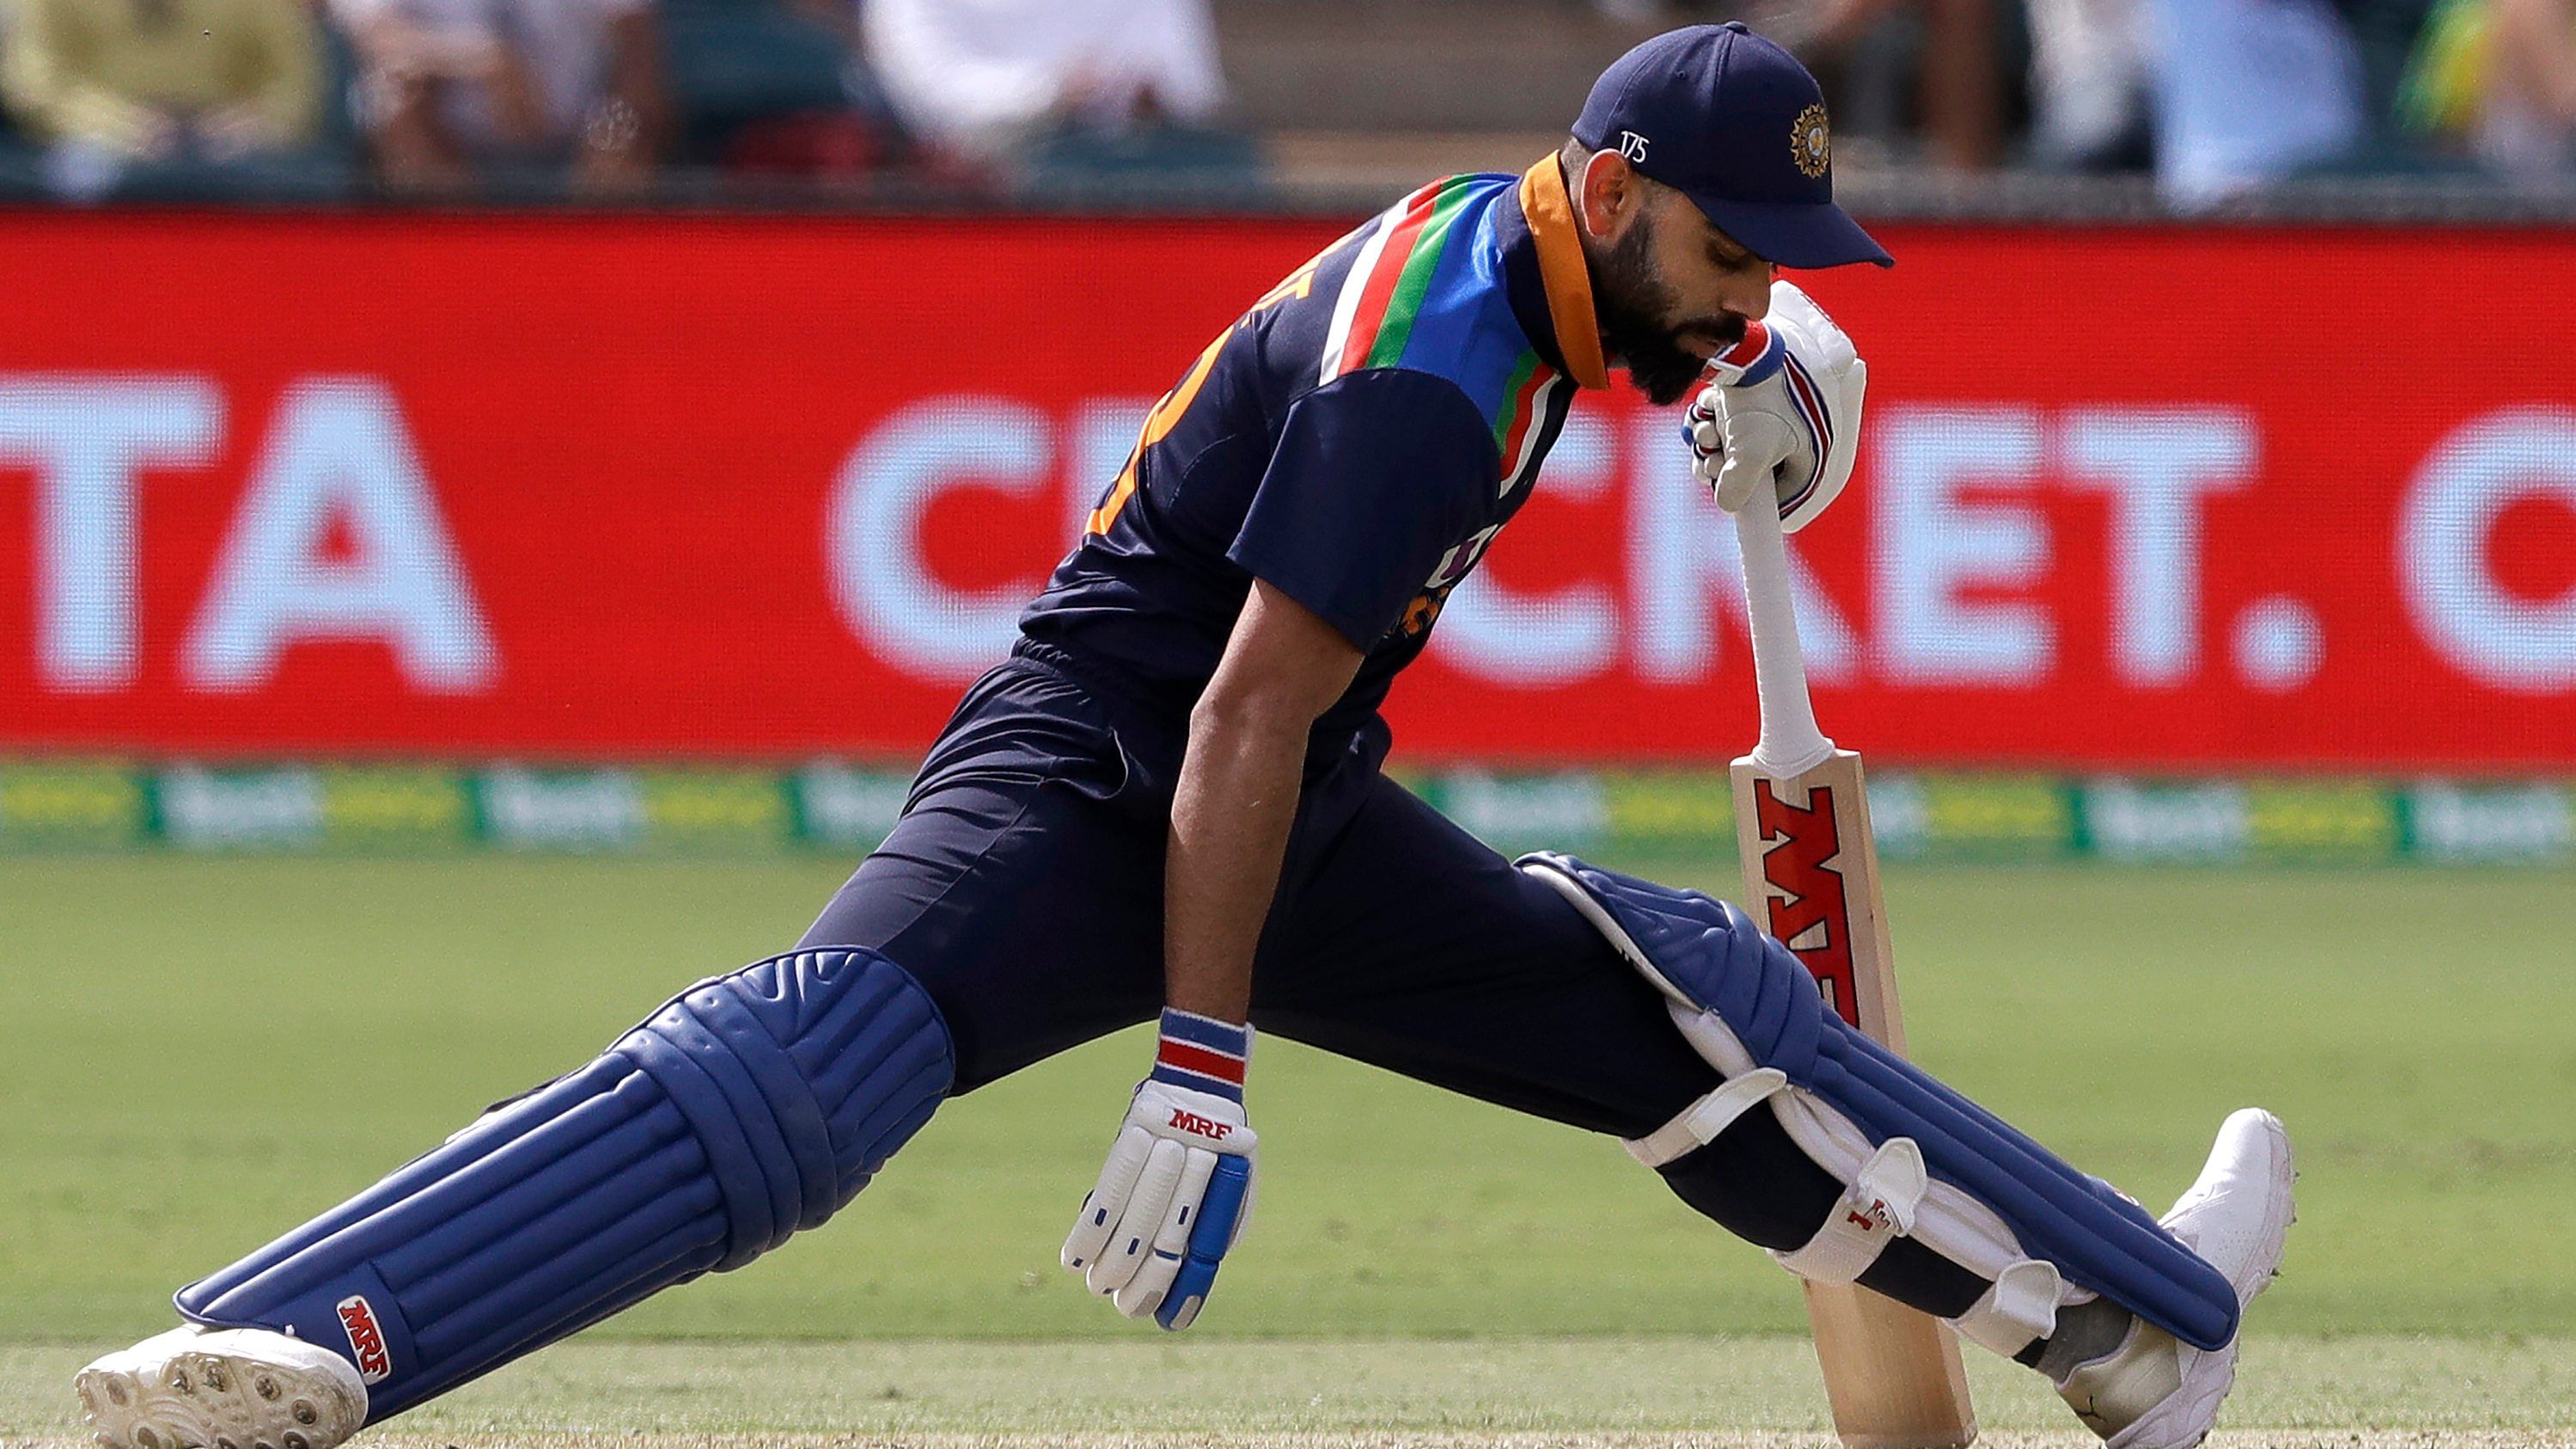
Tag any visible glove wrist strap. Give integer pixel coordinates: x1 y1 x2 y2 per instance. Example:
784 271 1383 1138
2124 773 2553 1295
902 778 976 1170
1149 1008 1250 1104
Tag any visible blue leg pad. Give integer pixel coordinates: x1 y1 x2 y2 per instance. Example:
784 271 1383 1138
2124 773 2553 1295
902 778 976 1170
174 949 954 1422
1520 852 2241 1352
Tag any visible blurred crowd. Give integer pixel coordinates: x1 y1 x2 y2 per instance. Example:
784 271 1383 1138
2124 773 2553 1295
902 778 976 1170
1751 0 2576 200
0 0 1238 200
0 0 2570 206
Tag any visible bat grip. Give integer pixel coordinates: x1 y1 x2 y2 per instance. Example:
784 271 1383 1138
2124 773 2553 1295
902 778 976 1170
1734 494 1835 778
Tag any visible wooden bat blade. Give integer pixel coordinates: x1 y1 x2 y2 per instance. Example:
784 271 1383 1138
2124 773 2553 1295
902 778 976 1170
1799 1280 1977 1449
1732 748 1977 1449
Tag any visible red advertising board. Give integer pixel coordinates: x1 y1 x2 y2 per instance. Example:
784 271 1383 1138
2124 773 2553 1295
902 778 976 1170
0 209 2571 766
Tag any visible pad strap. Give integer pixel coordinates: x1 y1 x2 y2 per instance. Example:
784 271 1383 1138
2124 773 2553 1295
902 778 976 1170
1771 1136 1929 1283
1624 1069 1788 1168
1952 1257 2066 1357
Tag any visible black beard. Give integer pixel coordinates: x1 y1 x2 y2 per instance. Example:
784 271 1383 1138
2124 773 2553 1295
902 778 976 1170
1592 219 1724 407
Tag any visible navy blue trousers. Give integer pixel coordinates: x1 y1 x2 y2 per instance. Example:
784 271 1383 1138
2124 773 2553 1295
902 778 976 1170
803 648 1987 1317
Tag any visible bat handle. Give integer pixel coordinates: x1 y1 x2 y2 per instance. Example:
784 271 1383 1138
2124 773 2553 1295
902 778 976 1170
1733 493 1836 779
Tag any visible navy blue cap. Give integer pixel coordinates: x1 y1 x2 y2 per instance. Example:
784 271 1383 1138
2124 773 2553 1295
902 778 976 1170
1574 22 1891 269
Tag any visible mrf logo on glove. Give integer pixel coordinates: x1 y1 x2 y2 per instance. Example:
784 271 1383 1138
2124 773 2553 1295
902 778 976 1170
1167 1108 1233 1140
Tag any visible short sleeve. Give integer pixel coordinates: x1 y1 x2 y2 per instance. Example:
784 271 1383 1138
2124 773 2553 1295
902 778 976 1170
1224 369 1500 651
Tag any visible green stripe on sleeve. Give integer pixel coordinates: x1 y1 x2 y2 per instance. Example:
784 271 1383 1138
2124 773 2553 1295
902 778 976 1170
1365 176 1476 371
1489 349 1541 456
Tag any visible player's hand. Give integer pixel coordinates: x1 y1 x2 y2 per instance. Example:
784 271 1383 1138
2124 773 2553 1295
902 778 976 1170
1061 1014 1257 1330
1683 280 1868 533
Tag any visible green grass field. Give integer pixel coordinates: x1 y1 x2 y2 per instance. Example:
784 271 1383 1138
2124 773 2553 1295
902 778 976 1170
5 855 2573 1443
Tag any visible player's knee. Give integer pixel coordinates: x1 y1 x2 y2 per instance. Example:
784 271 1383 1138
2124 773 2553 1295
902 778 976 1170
614 948 955 1268
1656 1109 1843 1254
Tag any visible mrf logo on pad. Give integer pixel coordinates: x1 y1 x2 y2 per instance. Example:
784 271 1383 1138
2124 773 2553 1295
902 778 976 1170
1845 1196 1898 1236
336 1296 392 1383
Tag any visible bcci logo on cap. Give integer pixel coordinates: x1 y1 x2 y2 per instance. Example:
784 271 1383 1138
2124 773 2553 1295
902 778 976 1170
1792 102 1831 179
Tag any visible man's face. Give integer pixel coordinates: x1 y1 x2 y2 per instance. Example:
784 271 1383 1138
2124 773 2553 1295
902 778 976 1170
1585 175 1779 407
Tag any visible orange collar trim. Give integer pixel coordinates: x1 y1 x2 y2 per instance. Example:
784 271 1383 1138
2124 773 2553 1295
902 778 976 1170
1518 156 1609 390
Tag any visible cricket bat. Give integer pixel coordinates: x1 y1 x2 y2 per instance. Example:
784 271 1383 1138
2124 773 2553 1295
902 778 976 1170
1729 496 1978 1449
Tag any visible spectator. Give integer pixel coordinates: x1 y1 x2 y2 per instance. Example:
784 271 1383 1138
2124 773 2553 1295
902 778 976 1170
861 0 1226 161
0 0 323 197
330 0 670 193
2146 0 2368 205
2024 0 2152 170
2481 0 2576 176
1749 0 2006 170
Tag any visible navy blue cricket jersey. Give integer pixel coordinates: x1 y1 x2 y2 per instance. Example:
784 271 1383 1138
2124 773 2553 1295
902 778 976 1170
1016 160 1613 749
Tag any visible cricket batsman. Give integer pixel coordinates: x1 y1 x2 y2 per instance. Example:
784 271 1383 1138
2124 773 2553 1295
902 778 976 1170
79 24 2292 1449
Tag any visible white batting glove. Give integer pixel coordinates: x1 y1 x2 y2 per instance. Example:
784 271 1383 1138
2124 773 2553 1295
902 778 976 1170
1683 280 1869 533
1061 1011 1257 1330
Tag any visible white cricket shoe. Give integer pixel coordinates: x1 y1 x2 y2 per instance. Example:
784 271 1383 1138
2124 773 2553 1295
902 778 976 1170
2059 1108 2295 1449
76 1324 368 1449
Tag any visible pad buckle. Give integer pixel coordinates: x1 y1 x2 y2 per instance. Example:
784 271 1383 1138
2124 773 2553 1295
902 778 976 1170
1952 1257 2065 1356
1771 1136 1928 1283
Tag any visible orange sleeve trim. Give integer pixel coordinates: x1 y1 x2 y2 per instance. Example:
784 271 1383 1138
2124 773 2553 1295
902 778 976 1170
1518 157 1610 391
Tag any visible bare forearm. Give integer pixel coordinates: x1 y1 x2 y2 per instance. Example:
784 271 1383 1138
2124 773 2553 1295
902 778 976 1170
1163 701 1309 1024
369 89 466 187
2495 0 2576 117
591 13 669 161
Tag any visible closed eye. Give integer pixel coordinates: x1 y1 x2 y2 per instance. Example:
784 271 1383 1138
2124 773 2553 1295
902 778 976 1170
1708 242 1771 275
